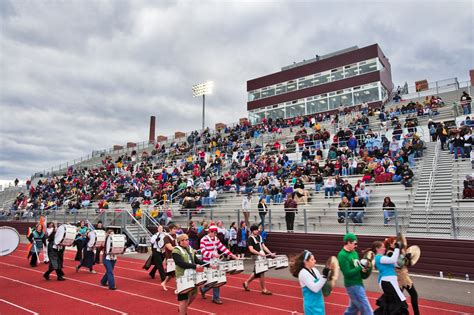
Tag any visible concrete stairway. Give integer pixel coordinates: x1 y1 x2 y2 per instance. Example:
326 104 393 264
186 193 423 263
408 142 454 237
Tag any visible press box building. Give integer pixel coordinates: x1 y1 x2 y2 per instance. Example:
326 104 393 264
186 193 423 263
247 44 394 124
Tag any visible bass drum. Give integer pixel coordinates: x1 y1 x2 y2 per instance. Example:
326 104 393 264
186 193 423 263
87 230 106 248
54 224 76 246
0 227 20 256
105 234 126 254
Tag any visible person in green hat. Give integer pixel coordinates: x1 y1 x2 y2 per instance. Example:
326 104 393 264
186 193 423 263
337 233 373 315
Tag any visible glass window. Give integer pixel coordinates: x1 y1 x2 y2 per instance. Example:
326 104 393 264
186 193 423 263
343 64 358 78
287 81 297 92
298 77 313 89
248 91 261 101
354 86 380 104
261 87 275 98
249 111 266 124
330 68 344 81
359 59 377 74
286 102 305 118
329 93 342 109
267 107 285 120
313 73 330 85
340 92 353 107
275 84 286 95
307 98 328 114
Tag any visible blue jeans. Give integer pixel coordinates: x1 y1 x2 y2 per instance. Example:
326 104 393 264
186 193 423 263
384 210 395 224
315 183 322 192
101 258 116 289
349 211 364 223
202 286 220 301
344 285 373 315
325 187 335 197
454 147 464 160
342 167 348 176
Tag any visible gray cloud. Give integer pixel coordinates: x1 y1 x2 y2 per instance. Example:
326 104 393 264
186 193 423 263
1 0 473 179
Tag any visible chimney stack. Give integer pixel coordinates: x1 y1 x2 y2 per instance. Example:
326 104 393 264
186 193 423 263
149 116 156 143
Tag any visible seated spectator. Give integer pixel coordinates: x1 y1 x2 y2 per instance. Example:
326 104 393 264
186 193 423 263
356 183 371 204
324 176 336 198
293 179 309 205
337 196 351 223
463 175 474 199
314 173 324 192
350 196 366 223
400 165 414 188
382 197 396 225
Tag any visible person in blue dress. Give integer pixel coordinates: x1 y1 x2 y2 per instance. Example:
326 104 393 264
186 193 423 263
290 250 330 315
372 240 409 314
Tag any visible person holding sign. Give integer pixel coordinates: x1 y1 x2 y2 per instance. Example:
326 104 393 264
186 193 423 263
242 224 275 295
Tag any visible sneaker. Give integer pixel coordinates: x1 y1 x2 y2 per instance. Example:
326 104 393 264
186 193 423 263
43 273 50 281
212 299 223 305
337 217 345 224
109 287 117 290
57 277 66 281
90 270 97 274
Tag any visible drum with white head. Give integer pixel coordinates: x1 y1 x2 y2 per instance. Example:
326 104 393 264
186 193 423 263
0 227 20 256
176 269 196 294
204 268 219 288
255 259 268 274
54 224 76 246
87 230 106 248
166 259 176 273
229 259 244 274
275 255 289 270
194 270 207 286
105 234 126 254
212 270 227 288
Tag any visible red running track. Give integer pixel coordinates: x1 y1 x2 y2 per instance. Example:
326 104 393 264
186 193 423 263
0 244 473 315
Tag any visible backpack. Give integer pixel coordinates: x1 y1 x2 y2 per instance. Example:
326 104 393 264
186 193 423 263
430 126 436 135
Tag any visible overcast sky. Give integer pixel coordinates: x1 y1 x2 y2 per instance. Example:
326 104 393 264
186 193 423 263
0 0 473 180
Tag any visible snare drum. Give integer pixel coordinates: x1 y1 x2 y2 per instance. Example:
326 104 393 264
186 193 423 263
213 270 227 288
0 227 20 256
166 259 175 273
204 268 219 288
105 234 126 254
176 269 196 294
267 258 277 269
194 270 207 286
87 230 106 248
54 224 76 246
226 260 237 273
275 255 289 270
217 261 229 272
255 259 268 274
230 259 244 274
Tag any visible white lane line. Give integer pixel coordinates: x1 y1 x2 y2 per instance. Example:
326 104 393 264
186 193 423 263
0 299 39 315
0 276 127 314
0 260 212 315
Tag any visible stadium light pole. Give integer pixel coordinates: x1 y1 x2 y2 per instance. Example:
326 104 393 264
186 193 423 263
192 81 214 130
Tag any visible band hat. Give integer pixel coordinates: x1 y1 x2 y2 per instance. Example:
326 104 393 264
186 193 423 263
343 233 357 242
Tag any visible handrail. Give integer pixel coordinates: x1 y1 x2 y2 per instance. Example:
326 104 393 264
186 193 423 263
424 141 440 226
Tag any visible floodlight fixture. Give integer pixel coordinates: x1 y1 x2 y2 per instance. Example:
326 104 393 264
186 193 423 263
192 81 214 130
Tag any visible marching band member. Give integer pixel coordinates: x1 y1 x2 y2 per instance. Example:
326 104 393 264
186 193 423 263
372 240 408 314
43 222 55 264
149 225 166 281
43 222 66 281
290 250 330 315
27 223 46 267
161 223 178 291
385 237 419 315
337 233 373 315
100 230 117 290
76 230 96 273
242 224 274 295
172 234 205 315
200 224 238 305
94 221 105 264
74 220 89 261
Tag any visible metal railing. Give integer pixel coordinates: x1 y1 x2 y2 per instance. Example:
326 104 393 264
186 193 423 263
424 141 440 232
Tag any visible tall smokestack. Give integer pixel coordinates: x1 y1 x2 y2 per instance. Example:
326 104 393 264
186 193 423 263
149 116 156 143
